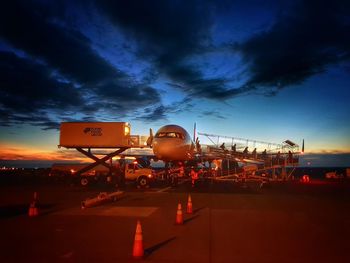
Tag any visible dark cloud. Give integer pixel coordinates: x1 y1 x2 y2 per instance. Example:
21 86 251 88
235 0 350 92
135 106 168 122
135 97 194 122
199 110 226 120
94 82 160 107
94 0 238 100
0 1 120 85
96 0 350 99
1 0 349 130
0 0 162 128
0 52 82 111
94 0 211 54
0 51 83 128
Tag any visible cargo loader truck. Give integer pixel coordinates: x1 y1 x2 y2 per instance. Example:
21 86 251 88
57 122 154 187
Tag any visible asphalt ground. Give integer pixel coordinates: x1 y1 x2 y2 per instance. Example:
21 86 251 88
0 179 350 263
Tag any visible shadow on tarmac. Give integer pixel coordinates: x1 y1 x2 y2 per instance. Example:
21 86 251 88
0 203 58 218
0 204 28 218
144 236 177 258
183 214 200 224
38 203 61 216
192 206 206 214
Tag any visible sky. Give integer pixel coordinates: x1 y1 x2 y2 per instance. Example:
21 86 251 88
0 0 349 167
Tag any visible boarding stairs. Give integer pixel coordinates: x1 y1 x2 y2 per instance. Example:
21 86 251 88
197 132 300 183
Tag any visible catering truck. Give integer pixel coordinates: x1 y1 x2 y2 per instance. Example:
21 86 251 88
57 122 154 187
50 161 153 187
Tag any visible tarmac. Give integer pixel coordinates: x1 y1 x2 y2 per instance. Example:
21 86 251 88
0 179 350 263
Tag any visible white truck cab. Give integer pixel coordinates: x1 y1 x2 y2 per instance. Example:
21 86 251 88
124 162 153 188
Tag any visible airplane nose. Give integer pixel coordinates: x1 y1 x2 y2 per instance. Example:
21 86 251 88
153 141 174 159
153 140 187 161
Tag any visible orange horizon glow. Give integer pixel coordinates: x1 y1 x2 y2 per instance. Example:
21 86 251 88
0 143 88 162
0 143 349 162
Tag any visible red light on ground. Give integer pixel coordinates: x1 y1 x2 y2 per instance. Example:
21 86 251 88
301 175 310 183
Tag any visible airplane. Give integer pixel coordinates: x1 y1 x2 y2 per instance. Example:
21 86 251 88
147 124 197 162
144 124 265 184
117 123 303 189
145 124 301 164
144 124 207 185
145 124 266 173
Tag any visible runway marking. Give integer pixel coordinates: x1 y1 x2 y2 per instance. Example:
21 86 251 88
61 251 74 259
99 206 158 217
54 206 158 217
156 186 172 192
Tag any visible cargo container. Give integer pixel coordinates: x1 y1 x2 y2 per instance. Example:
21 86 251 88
59 122 131 148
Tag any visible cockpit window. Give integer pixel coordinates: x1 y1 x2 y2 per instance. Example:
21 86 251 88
155 132 184 139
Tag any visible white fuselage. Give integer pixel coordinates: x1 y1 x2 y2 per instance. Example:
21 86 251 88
152 124 195 161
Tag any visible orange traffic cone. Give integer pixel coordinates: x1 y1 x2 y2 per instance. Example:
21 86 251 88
28 192 40 217
132 220 144 259
28 201 39 217
186 195 193 214
175 203 183 225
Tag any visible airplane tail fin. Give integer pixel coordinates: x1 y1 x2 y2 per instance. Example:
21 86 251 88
193 122 202 153
146 128 153 147
302 139 305 153
193 122 196 142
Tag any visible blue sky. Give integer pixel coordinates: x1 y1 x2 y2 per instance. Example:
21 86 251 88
0 0 349 166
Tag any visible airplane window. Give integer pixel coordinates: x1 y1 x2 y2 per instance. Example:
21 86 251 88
155 132 184 139
167 132 177 138
155 132 166 138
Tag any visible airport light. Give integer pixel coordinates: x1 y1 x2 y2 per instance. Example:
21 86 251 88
124 125 130 136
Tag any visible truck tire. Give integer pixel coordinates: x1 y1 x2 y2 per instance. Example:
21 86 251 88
137 176 149 188
80 177 89 186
